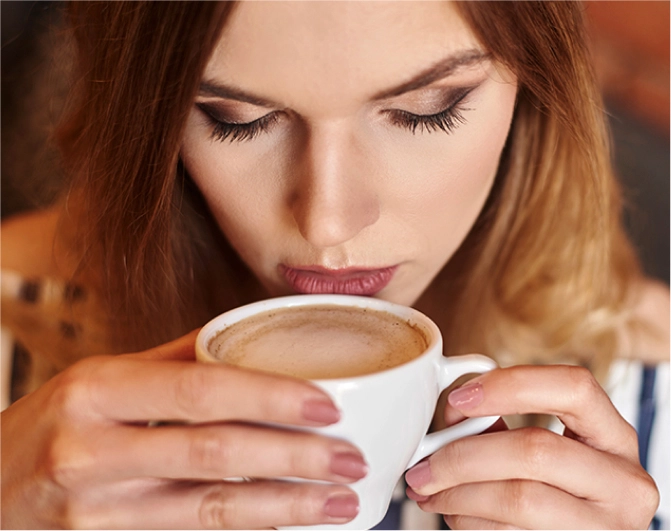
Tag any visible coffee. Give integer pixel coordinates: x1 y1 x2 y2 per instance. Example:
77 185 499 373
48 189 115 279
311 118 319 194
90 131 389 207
207 304 428 379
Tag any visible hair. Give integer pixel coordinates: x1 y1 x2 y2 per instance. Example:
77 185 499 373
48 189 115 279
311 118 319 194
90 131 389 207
428 2 641 380
55 1 641 378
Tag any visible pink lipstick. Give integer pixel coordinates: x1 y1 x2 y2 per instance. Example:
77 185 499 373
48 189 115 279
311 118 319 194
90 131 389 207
280 265 397 296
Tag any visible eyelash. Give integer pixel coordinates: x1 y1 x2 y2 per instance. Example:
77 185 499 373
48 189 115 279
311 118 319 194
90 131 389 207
200 88 473 143
388 101 469 135
386 88 473 135
206 111 280 143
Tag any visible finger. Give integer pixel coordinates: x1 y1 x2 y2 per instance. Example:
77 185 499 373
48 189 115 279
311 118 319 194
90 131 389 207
418 479 605 529
443 403 507 432
405 427 640 501
97 480 359 529
443 514 521 530
77 356 340 426
127 329 201 361
446 365 639 460
443 404 467 427
72 423 367 484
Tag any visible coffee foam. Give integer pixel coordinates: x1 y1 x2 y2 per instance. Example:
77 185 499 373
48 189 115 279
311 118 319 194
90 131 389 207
208 305 428 379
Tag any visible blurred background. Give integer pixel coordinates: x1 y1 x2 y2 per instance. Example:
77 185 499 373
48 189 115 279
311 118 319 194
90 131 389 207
2 1 669 284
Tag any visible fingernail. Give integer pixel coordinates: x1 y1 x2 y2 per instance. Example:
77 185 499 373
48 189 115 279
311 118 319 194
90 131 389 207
330 452 369 480
448 381 484 410
324 493 359 519
303 399 340 424
405 460 431 489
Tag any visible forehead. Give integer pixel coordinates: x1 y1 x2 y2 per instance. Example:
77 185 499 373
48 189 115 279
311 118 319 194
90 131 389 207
206 1 483 109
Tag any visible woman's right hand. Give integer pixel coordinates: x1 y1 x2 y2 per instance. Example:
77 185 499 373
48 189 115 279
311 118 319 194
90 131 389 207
1 330 366 529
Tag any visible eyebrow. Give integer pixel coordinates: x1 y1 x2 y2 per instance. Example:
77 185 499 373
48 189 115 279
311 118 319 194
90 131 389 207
373 49 490 99
198 49 490 107
199 82 278 107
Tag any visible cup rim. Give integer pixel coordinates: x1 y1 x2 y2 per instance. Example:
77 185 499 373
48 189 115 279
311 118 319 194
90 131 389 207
196 294 442 382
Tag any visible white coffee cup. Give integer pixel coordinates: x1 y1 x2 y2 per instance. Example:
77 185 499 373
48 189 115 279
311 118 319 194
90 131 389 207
196 294 498 530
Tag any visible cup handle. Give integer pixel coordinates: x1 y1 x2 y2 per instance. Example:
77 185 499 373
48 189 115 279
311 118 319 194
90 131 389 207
406 354 499 469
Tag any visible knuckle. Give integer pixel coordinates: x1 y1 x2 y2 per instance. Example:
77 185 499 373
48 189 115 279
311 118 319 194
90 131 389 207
629 471 660 522
622 422 640 456
518 427 556 475
257 374 317 423
566 366 601 404
199 485 237 529
444 515 487 530
189 430 234 473
53 494 86 529
288 440 310 474
50 359 101 418
288 487 311 524
260 383 298 421
254 390 278 421
60 503 87 529
294 486 351 525
443 514 462 529
504 479 536 517
61 502 105 530
174 367 214 418
299 435 333 475
435 440 466 481
42 432 89 490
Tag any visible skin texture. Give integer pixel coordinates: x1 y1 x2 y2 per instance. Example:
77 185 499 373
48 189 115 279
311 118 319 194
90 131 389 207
0 2 664 529
406 366 660 529
180 1 518 305
1 332 368 528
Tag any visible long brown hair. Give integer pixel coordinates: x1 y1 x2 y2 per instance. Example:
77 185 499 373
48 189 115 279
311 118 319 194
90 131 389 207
56 1 641 376
56 2 258 352
425 2 640 379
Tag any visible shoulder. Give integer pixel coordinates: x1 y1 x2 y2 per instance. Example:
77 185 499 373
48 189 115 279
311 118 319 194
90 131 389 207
618 278 670 364
1 206 63 277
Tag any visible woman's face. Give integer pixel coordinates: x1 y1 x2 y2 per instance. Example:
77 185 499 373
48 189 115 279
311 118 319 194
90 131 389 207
180 1 517 306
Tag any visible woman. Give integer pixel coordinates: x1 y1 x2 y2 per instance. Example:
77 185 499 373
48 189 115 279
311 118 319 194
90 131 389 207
1 2 668 529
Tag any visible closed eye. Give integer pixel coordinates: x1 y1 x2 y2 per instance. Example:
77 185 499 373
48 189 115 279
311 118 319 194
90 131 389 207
385 86 475 135
196 102 280 143
196 84 475 143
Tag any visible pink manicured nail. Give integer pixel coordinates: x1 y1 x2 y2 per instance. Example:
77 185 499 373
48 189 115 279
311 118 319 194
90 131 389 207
324 493 359 519
330 452 369 480
303 399 341 424
405 460 431 489
448 381 484 410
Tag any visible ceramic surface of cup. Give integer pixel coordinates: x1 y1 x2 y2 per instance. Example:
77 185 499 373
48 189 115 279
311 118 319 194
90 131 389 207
196 295 498 530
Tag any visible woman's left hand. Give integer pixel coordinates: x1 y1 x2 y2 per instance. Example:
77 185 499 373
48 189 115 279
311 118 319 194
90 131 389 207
404 365 660 529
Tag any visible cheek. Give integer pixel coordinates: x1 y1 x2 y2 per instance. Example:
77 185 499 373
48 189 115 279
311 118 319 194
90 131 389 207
385 83 516 237
180 123 282 260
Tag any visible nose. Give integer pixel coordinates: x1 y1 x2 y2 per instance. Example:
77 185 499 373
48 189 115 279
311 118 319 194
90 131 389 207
289 121 380 249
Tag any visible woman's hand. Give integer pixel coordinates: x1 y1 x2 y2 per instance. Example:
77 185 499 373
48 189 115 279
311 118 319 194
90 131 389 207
1 331 366 529
405 365 659 529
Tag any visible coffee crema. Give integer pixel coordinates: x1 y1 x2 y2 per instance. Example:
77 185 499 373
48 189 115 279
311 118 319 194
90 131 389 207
208 305 428 379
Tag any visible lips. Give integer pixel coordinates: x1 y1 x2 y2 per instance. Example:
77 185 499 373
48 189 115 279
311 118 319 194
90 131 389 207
280 264 397 296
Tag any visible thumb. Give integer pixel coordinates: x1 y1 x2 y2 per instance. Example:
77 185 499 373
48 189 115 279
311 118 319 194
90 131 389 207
124 328 201 361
